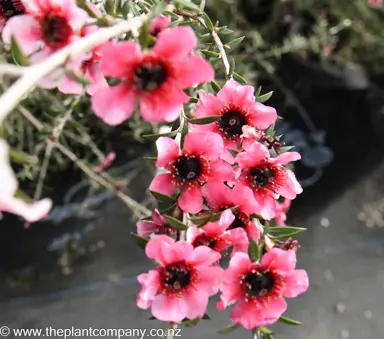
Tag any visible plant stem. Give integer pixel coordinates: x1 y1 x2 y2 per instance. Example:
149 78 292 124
211 28 231 76
0 15 147 125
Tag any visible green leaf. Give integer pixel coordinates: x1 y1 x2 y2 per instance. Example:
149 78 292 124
130 233 148 249
9 148 38 166
105 0 115 15
189 97 199 103
259 327 274 335
143 156 157 164
179 317 201 326
218 324 240 334
11 37 30 66
278 146 294 153
202 12 214 30
279 316 302 326
257 91 274 103
164 215 189 230
120 1 130 18
232 72 247 84
148 316 156 320
255 86 262 97
201 50 220 58
77 0 99 17
248 239 260 262
202 313 211 320
149 190 177 202
178 20 198 26
228 149 239 157
229 59 235 75
142 129 179 141
180 120 189 148
162 10 180 20
210 81 221 93
226 36 245 50
173 0 201 11
267 226 306 239
218 27 234 35
139 19 151 49
188 115 221 124
265 124 275 137
15 189 34 203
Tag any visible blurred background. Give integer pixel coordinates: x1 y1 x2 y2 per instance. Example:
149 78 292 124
1 0 384 338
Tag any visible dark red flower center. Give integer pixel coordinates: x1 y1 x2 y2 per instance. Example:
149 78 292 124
219 110 248 138
228 211 248 230
244 270 275 298
134 62 167 92
249 166 275 188
0 0 25 19
193 233 216 248
174 156 202 182
41 14 73 49
278 238 299 252
163 262 191 291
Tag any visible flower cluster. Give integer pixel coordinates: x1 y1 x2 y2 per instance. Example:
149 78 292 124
0 0 309 336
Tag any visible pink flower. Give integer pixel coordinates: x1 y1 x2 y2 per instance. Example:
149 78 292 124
92 26 214 125
2 0 88 56
236 141 302 220
149 132 234 214
57 3 108 95
0 140 52 222
137 209 177 237
368 0 383 8
150 15 171 37
0 0 26 31
201 181 261 247
218 249 309 330
94 152 116 173
137 235 223 322
187 209 248 255
191 80 277 162
275 198 291 225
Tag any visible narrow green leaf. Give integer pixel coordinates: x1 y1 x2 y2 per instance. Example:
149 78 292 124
130 233 149 249
256 91 274 103
229 59 236 75
218 27 233 35
202 313 211 320
139 19 151 49
188 115 221 125
164 215 189 230
142 129 179 141
180 119 189 148
162 10 180 20
259 327 274 335
15 189 33 203
78 0 99 17
232 72 247 84
179 317 200 326
189 97 199 103
178 20 198 26
218 324 240 334
173 0 201 11
278 146 294 153
228 149 239 157
210 81 221 93
226 36 245 50
255 86 262 97
265 124 275 137
105 0 115 15
202 12 214 30
9 148 38 165
148 316 156 320
149 190 177 202
201 50 220 58
279 316 302 326
267 226 306 239
11 37 29 66
248 239 260 262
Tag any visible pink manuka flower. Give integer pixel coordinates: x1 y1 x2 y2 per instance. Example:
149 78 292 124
218 249 309 330
2 0 88 56
137 209 177 237
275 198 292 225
368 0 383 8
57 3 108 95
236 141 302 220
186 209 248 255
150 15 171 37
191 80 276 163
0 140 52 222
201 181 261 247
137 235 223 322
149 132 234 214
92 26 214 125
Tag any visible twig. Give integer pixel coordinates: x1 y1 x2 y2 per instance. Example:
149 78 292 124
212 28 231 76
0 14 147 125
0 64 27 77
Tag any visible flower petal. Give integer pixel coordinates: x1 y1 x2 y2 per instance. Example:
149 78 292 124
99 41 142 78
155 137 180 168
137 270 160 309
178 185 203 214
151 294 189 322
175 56 214 88
57 75 83 94
208 159 235 182
145 235 174 265
271 152 301 165
262 248 297 274
183 132 224 160
201 181 232 210
278 170 303 199
195 266 223 296
0 197 52 223
183 288 209 320
187 245 221 268
91 84 136 126
154 26 197 60
248 102 277 130
137 220 159 237
192 90 224 119
149 173 177 197
2 15 41 55
216 79 242 104
232 184 259 215
186 226 201 244
282 269 309 298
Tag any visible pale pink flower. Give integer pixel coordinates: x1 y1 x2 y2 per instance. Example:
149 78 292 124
368 0 383 8
150 15 171 37
137 235 223 322
187 209 248 256
191 80 277 163
236 141 302 220
92 26 214 125
218 249 309 330
0 140 52 222
149 132 234 214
